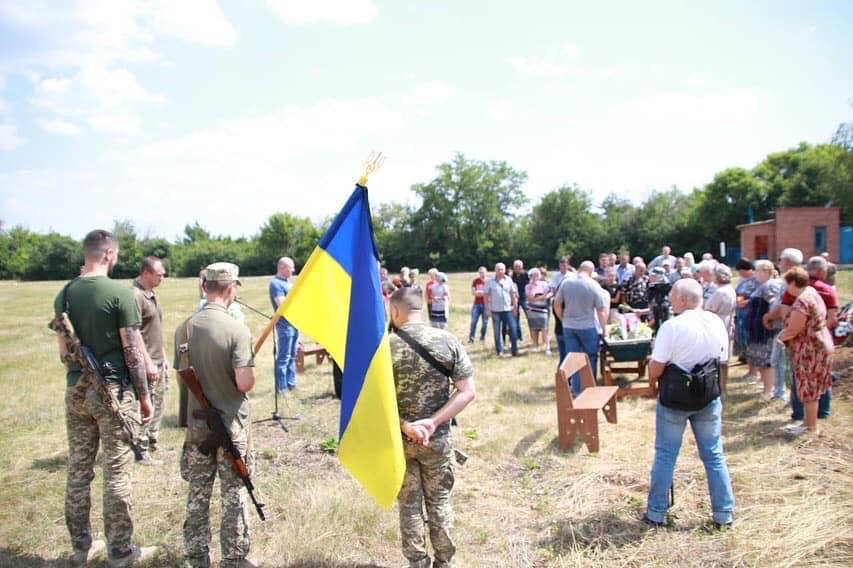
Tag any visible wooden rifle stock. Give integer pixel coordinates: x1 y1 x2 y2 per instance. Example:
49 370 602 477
178 366 266 521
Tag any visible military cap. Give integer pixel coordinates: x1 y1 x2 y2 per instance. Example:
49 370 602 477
204 262 242 285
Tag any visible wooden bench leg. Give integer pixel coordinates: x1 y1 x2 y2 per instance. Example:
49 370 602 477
561 418 579 450
296 349 305 374
576 409 600 453
602 395 618 425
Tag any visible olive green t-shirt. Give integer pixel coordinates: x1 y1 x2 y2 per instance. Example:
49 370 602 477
132 280 165 365
53 275 142 387
180 303 254 440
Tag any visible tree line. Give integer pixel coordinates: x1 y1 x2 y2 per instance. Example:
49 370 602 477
1 127 850 281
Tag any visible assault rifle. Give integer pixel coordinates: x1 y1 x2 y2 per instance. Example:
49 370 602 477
49 312 145 461
179 366 266 521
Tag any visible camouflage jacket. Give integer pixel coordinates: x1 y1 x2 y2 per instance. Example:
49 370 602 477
390 322 474 439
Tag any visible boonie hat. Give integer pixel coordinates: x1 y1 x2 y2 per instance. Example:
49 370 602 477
205 262 242 285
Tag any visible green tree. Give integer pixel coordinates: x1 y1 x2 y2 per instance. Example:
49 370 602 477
111 219 143 279
23 233 83 280
409 153 528 270
753 142 853 223
528 184 600 265
687 168 765 253
182 222 211 244
373 202 415 270
252 212 320 272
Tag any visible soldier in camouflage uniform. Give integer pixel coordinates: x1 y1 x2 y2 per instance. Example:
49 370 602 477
388 288 476 568
177 263 257 568
132 256 168 463
54 229 156 567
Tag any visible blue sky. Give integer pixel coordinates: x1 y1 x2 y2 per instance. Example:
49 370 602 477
1 1 851 240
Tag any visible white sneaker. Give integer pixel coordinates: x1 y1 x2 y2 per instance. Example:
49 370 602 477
108 545 158 567
71 539 106 566
784 425 809 436
545 349 552 356
532 347 540 353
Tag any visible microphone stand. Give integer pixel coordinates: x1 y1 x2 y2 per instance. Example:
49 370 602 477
235 298 299 433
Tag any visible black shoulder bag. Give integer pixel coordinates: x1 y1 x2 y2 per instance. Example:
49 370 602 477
658 358 721 411
393 327 453 378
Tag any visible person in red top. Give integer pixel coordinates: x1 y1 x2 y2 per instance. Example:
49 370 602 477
468 266 489 344
780 256 837 420
425 268 439 310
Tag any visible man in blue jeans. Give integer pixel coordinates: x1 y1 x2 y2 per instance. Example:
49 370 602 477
269 256 299 393
484 262 519 357
553 261 608 395
468 266 489 343
645 279 735 528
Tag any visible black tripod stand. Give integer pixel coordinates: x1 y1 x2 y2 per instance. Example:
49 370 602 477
235 298 300 433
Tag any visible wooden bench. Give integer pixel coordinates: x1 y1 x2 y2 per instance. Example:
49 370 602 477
555 352 619 453
296 345 330 373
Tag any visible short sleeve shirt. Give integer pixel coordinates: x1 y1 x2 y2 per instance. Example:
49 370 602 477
782 277 838 312
471 277 486 305
185 304 255 440
704 284 736 333
555 275 605 330
652 309 729 372
430 283 448 311
269 276 294 327
54 276 141 387
132 280 165 365
485 276 517 312
390 322 474 439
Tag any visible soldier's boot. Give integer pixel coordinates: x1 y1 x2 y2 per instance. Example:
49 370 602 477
108 545 158 567
70 538 106 566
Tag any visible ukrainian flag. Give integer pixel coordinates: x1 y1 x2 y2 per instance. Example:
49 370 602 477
277 184 405 508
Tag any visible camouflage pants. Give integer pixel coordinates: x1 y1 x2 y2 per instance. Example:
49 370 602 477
181 427 252 568
138 365 167 453
65 381 139 559
399 437 456 568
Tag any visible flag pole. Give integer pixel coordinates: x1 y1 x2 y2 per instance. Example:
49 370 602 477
253 313 280 354
254 150 385 357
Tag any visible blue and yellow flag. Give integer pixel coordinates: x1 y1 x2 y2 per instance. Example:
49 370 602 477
277 184 405 508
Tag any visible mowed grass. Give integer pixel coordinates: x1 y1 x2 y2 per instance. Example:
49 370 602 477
0 270 851 567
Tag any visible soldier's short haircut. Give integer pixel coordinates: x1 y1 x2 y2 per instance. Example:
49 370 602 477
390 287 423 312
203 279 234 295
140 255 162 275
83 229 118 260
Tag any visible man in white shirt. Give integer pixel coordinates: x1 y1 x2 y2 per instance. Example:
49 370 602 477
644 279 735 529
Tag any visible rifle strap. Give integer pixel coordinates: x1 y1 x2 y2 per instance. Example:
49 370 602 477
176 315 194 371
394 327 454 378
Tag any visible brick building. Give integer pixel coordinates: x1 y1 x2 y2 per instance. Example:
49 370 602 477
737 207 840 262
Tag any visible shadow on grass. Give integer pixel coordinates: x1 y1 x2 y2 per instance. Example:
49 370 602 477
513 428 548 456
498 389 549 406
278 561 385 568
0 549 57 567
539 511 652 555
30 454 66 472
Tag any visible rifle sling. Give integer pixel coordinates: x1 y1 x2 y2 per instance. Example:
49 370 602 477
393 327 454 378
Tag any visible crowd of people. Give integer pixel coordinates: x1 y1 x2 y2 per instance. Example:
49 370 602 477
378 244 842 435
51 228 845 567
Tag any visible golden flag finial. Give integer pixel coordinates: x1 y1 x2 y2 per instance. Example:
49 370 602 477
358 150 386 187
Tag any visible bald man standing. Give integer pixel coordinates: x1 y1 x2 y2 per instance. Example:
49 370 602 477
270 257 298 393
644 279 734 529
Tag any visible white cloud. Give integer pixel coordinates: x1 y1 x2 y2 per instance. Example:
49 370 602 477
406 81 456 106
88 113 142 135
0 122 23 151
266 0 378 25
1 0 236 139
509 56 567 78
37 117 80 135
486 100 514 121
611 88 761 124
148 0 239 47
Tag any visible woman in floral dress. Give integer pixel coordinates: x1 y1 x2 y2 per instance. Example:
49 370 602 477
777 267 834 435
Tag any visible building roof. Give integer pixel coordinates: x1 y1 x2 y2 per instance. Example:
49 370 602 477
736 218 775 230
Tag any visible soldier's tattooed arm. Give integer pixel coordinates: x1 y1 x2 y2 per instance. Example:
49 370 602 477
119 326 150 398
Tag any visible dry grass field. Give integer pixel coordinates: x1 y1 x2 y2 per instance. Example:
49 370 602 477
0 271 851 567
